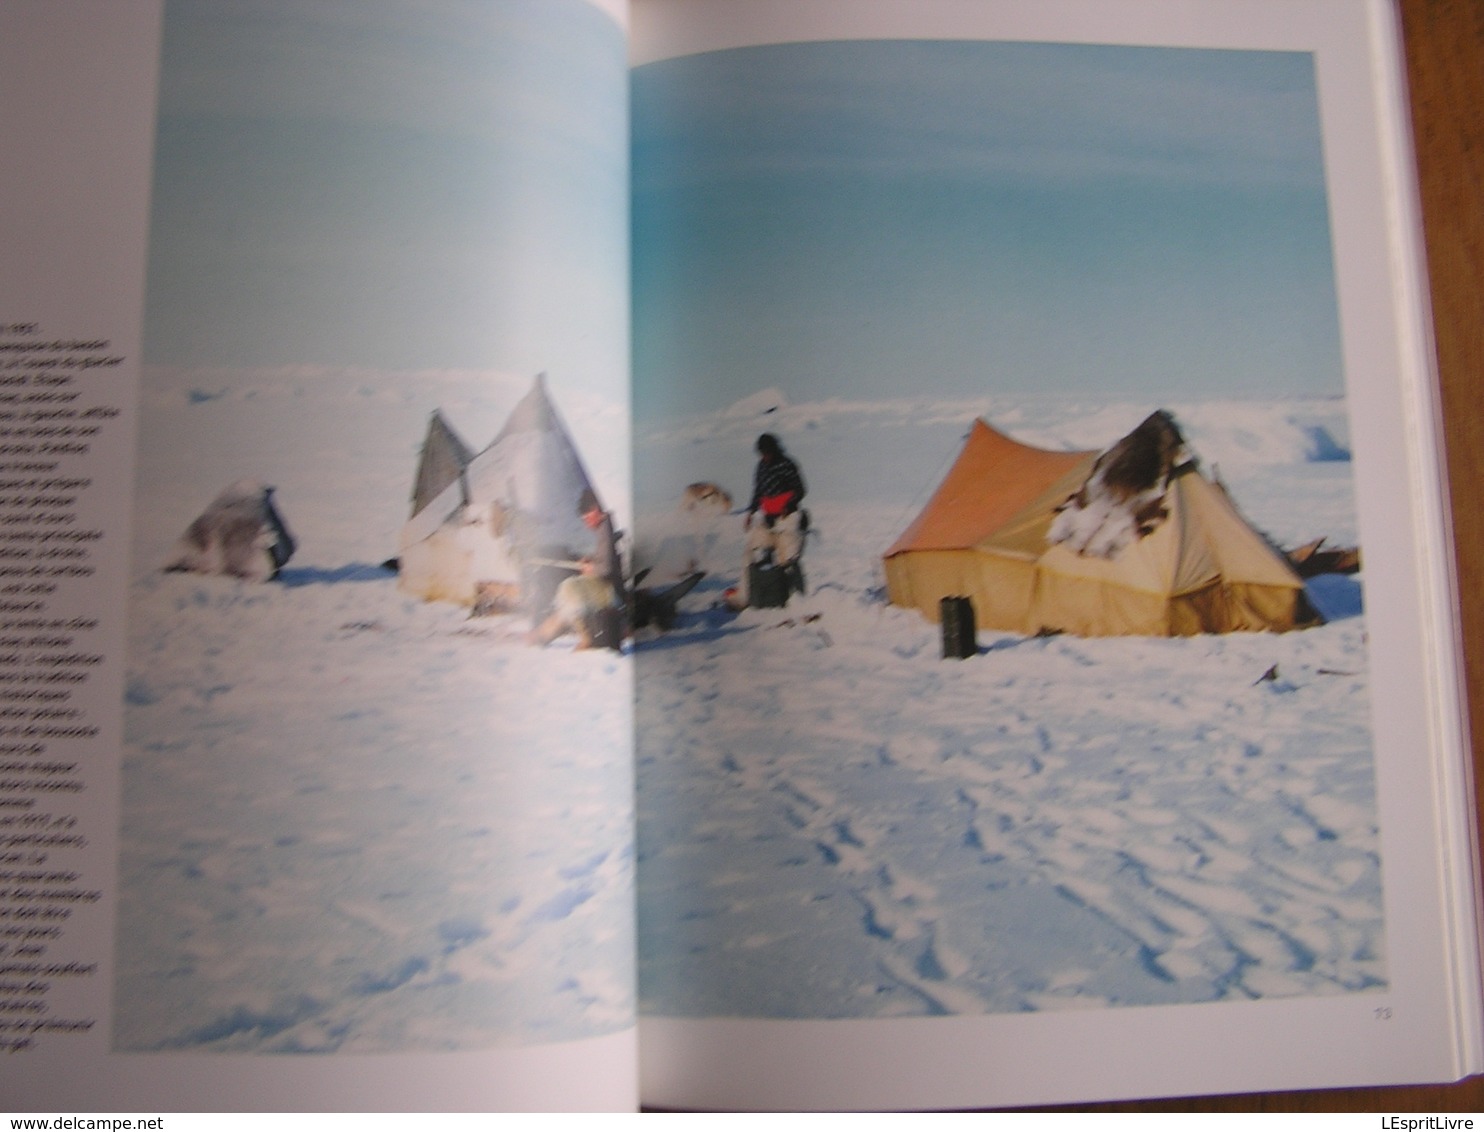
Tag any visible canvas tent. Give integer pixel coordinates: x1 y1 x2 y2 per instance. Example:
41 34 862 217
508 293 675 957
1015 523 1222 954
882 418 1320 637
398 375 604 612
410 410 474 517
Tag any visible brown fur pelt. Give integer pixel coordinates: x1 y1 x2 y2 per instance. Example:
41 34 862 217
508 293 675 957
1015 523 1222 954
1049 411 1192 558
163 480 296 581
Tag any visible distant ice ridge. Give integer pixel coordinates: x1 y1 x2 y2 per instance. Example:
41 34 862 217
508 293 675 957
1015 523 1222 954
135 363 633 567
646 391 1349 470
722 387 790 418
634 392 1357 552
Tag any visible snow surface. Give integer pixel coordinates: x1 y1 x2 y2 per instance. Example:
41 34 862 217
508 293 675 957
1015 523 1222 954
114 367 1379 1049
632 389 1380 1019
115 366 635 1052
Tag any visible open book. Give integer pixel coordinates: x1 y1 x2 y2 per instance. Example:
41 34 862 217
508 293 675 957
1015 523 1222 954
2 0 1479 1112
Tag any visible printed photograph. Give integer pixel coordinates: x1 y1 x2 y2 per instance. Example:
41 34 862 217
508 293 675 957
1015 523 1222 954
113 0 636 1052
630 39 1382 1018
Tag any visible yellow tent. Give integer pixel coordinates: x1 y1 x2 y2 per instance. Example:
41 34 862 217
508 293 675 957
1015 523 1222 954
882 419 1321 637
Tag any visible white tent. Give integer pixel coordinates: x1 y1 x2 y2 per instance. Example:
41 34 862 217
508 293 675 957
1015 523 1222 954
397 375 603 613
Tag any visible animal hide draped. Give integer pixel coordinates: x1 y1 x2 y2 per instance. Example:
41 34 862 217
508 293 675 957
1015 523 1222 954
1047 410 1191 558
164 479 296 581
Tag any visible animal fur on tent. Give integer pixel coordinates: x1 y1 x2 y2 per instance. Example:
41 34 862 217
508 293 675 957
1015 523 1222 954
397 374 607 614
883 412 1322 638
1047 409 1192 559
164 479 296 582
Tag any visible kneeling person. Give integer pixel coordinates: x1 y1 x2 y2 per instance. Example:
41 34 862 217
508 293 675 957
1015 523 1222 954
529 556 620 650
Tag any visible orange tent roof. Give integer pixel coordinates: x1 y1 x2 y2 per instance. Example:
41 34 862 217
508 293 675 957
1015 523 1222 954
884 420 1096 558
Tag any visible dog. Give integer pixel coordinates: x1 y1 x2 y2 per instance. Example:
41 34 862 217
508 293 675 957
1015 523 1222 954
681 482 733 516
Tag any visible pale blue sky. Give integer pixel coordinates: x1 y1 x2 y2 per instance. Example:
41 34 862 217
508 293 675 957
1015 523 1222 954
632 40 1343 421
144 0 627 401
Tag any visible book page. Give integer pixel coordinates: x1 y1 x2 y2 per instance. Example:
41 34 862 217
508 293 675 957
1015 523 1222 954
2 0 637 1111
629 0 1477 1111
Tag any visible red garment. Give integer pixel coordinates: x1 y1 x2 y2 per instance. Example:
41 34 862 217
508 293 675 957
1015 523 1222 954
759 491 796 518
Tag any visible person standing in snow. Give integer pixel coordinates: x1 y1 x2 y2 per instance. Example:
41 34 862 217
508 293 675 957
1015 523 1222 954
728 432 806 609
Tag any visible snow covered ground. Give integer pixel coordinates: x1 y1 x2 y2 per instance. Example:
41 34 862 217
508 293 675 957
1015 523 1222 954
114 365 635 1052
632 389 1381 1018
113 366 1380 1049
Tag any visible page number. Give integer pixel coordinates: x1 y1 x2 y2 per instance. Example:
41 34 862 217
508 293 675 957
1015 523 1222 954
1374 1006 1393 1021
